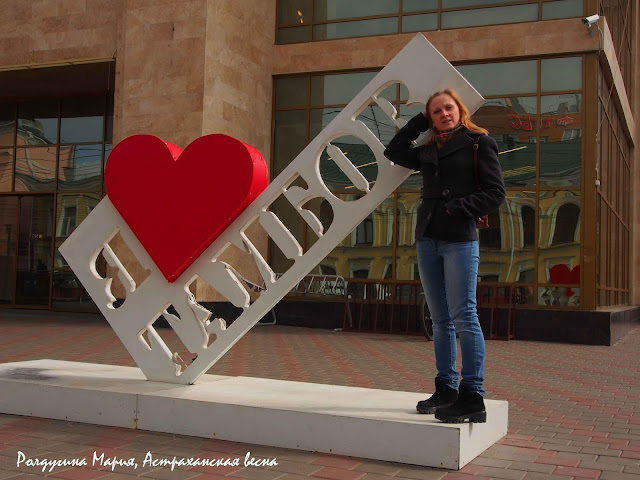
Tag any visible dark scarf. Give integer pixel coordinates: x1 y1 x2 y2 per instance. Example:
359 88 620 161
434 123 464 146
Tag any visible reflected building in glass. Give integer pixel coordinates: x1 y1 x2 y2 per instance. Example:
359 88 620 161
0 0 637 344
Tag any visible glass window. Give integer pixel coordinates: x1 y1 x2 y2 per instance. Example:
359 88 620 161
472 97 537 187
539 94 582 187
0 147 13 192
479 210 502 249
304 196 334 252
402 13 438 33
273 110 307 177
58 144 103 190
313 0 399 21
479 191 536 283
443 0 517 6
357 105 397 146
318 194 393 279
52 270 95 310
0 196 18 304
538 190 580 284
311 72 378 106
18 100 58 145
54 193 101 267
457 61 537 96
0 103 16 147
15 195 54 306
396 192 420 280
14 146 57 191
60 96 104 144
442 4 538 29
521 205 536 248
403 0 438 12
541 57 582 92
277 25 310 44
268 193 306 275
278 0 312 25
318 135 378 191
105 95 114 142
275 77 308 108
552 203 580 245
313 17 397 41
541 0 583 20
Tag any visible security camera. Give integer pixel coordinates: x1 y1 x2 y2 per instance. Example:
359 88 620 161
582 14 600 25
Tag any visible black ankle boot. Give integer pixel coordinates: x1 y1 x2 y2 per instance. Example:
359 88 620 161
416 377 458 414
435 384 486 423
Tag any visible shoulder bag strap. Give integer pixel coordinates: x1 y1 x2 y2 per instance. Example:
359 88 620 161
473 137 481 192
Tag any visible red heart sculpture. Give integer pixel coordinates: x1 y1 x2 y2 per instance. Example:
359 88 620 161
105 134 268 283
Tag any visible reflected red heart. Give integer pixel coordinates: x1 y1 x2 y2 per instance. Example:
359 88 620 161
106 134 268 283
549 264 580 296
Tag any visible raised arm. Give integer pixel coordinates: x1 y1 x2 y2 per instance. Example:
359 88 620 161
383 113 429 171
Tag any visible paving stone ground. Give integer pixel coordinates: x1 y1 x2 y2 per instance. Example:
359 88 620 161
1 308 639 480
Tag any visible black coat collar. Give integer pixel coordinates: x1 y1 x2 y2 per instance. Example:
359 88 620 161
418 128 478 167
437 128 476 159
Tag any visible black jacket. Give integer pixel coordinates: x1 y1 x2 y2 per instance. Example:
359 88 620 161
384 113 505 242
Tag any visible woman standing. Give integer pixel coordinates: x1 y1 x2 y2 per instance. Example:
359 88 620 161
384 89 505 423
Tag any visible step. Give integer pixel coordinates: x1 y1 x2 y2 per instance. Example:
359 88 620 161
0 360 508 469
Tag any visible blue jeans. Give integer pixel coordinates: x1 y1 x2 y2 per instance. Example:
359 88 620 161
416 238 485 395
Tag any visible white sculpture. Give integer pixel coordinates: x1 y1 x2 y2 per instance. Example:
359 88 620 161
59 34 484 384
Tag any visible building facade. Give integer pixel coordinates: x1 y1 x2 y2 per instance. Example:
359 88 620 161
0 0 638 342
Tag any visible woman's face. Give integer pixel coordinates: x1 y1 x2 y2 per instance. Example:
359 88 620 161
428 94 461 132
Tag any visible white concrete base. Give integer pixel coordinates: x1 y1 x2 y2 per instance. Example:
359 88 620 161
0 360 507 470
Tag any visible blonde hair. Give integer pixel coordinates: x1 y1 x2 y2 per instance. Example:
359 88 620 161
424 89 488 145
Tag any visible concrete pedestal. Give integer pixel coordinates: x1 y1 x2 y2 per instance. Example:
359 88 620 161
0 360 507 469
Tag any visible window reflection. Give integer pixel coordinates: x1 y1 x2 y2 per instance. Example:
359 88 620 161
403 0 438 12
54 193 101 268
0 147 13 192
278 0 311 25
538 190 580 288
52 270 95 310
539 94 582 187
478 191 536 283
58 144 103 190
402 13 438 33
542 0 583 20
274 110 307 176
273 59 585 302
3 92 111 309
0 103 15 147
313 17 397 41
277 1 583 44
60 96 104 144
318 135 378 191
442 4 537 29
16 195 54 306
327 194 394 279
396 192 420 280
15 146 57 191
456 61 537 96
311 72 378 106
313 0 398 21
356 105 397 146
275 77 309 108
277 25 310 44
444 0 520 6
0 196 18 303
472 97 537 187
18 100 58 145
268 194 306 275
541 57 582 92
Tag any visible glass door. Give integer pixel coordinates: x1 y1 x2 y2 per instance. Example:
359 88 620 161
15 195 54 306
0 196 18 304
